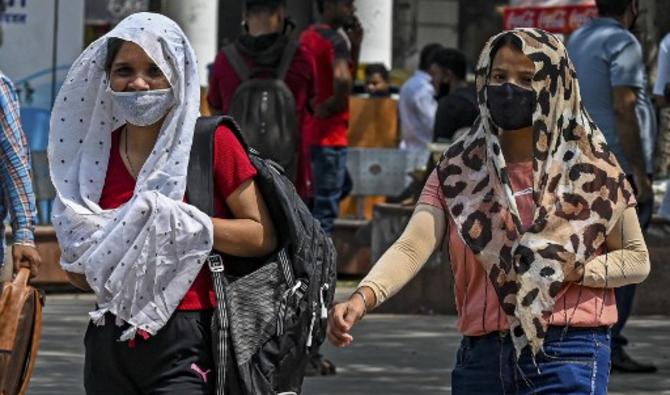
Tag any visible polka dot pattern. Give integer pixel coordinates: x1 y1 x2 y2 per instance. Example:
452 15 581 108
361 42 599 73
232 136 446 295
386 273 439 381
47 12 213 339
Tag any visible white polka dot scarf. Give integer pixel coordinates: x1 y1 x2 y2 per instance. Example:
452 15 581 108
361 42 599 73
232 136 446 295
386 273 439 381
48 13 213 340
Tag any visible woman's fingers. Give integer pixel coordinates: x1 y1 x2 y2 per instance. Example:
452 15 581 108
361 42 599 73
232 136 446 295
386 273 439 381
327 328 353 347
332 303 353 331
327 302 356 347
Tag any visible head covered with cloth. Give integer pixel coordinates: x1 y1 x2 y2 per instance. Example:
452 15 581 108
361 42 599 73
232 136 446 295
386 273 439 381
48 13 212 340
437 28 635 356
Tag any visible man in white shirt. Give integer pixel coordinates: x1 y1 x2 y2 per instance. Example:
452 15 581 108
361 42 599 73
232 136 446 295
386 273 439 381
398 43 442 184
654 33 670 220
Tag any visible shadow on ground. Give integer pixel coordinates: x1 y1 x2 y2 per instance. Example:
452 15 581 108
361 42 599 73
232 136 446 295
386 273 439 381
29 295 670 394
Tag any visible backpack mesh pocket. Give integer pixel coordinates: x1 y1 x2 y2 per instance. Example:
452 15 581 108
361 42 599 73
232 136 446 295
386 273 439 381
225 261 286 365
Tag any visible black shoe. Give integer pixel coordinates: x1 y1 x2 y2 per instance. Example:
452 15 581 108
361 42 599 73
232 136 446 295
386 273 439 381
611 348 658 373
304 353 337 377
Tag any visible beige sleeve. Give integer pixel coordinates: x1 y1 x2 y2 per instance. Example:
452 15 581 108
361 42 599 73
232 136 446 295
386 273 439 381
581 207 650 288
358 204 447 308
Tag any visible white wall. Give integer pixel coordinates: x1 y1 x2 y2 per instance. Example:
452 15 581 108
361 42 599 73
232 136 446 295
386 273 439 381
0 0 85 110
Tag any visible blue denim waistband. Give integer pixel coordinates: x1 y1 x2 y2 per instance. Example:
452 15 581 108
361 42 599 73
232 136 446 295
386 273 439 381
462 325 609 348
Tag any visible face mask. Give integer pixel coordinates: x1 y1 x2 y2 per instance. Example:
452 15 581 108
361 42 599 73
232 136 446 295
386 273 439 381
486 83 536 131
282 17 296 35
107 87 175 126
435 82 451 100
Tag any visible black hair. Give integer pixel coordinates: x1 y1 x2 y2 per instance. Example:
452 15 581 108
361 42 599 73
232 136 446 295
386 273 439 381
432 48 467 80
418 43 443 72
365 63 390 81
246 0 286 14
596 0 633 17
315 0 343 15
105 37 125 74
489 32 523 64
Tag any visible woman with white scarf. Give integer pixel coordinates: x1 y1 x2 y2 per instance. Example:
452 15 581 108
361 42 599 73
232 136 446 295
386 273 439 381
48 13 276 394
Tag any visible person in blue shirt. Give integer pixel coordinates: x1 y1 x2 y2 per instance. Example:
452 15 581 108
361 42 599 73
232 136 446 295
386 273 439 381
567 0 657 374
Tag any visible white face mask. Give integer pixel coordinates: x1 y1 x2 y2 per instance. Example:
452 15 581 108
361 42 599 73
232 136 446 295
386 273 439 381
107 86 175 126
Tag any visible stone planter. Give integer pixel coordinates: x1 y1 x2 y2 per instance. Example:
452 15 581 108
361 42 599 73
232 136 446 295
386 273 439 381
370 203 456 315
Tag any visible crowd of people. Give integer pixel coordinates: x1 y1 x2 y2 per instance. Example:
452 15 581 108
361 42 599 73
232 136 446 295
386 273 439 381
0 0 667 393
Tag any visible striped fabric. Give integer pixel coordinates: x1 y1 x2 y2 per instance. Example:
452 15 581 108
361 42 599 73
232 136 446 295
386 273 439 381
0 71 37 268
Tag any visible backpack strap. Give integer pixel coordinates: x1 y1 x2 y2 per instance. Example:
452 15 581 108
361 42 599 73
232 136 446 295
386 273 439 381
187 117 219 216
275 39 299 81
222 44 251 82
188 115 249 395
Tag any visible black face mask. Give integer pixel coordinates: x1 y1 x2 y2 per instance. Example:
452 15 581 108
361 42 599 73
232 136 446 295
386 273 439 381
435 82 451 100
486 83 536 131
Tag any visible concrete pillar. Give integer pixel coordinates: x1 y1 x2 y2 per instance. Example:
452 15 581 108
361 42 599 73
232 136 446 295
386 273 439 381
416 0 458 50
356 0 393 68
162 0 219 87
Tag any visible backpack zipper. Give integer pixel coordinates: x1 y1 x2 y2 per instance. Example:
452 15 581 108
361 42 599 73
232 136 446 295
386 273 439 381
276 280 303 336
306 301 317 349
319 283 329 320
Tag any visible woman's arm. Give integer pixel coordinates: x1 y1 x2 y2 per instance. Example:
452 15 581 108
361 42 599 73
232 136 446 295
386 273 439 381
581 207 650 288
327 203 446 347
211 178 277 258
358 204 447 309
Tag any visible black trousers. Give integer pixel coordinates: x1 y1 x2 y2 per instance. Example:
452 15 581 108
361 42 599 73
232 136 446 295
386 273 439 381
84 310 215 395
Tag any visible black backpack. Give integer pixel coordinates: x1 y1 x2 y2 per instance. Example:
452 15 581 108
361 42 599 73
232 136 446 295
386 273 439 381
222 41 300 183
187 116 337 395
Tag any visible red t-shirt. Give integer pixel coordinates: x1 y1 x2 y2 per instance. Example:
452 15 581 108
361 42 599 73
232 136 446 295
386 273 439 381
99 125 257 310
300 24 352 147
207 40 315 198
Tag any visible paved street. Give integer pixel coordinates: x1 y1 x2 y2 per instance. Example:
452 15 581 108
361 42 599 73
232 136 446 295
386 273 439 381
29 294 670 395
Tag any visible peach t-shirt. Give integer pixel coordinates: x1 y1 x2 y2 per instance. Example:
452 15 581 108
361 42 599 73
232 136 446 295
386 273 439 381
419 162 617 336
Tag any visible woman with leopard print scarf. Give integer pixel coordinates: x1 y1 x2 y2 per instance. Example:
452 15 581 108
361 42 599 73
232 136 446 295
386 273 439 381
328 29 650 394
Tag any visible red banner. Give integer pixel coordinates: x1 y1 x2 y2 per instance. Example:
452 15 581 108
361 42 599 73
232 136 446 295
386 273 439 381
503 5 598 34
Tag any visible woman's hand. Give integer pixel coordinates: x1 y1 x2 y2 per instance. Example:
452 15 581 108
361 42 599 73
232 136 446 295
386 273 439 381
327 292 367 347
564 265 585 283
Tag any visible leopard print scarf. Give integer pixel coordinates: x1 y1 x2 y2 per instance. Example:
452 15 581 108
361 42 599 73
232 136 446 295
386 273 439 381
437 29 634 357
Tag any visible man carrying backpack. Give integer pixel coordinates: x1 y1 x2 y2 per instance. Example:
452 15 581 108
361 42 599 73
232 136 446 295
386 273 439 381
207 0 315 199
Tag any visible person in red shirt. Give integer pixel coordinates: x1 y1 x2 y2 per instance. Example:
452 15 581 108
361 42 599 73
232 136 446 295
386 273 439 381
300 0 362 234
208 0 315 200
52 15 276 394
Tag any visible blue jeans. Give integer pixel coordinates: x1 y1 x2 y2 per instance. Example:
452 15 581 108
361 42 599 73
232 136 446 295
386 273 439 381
310 146 350 235
612 176 653 351
452 326 611 394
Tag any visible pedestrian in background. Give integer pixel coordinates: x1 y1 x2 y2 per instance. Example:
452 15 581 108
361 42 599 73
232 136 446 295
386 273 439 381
430 48 478 143
0 68 41 278
300 0 361 235
398 42 442 183
568 0 658 373
364 63 391 97
207 0 315 199
329 29 651 394
652 31 670 220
